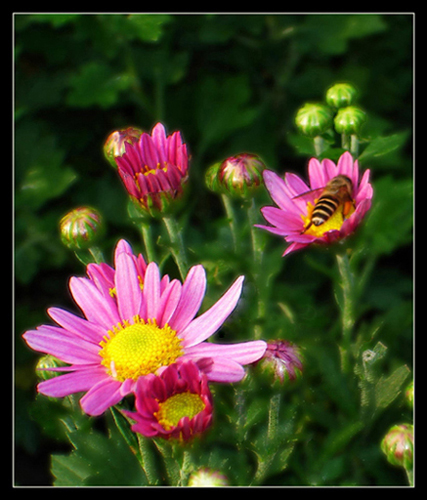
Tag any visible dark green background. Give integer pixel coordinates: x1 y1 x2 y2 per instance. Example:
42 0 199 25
15 14 413 486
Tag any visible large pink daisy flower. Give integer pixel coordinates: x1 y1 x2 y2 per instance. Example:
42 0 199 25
23 240 266 416
257 152 373 256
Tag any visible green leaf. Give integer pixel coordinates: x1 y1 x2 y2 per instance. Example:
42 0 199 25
196 75 260 154
51 415 147 486
66 62 132 109
303 15 387 55
127 14 172 42
359 175 413 257
375 364 411 411
17 164 77 210
359 131 410 163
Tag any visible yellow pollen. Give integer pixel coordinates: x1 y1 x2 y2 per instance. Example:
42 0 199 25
98 318 183 382
155 392 206 431
141 162 168 176
301 200 355 238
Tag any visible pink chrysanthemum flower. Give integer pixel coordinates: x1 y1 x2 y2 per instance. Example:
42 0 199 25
115 122 189 216
123 360 213 441
257 152 373 256
23 240 266 416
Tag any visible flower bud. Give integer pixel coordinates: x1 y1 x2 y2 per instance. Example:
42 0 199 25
258 340 303 384
115 123 189 218
381 424 414 471
334 106 366 135
205 153 265 199
36 354 66 381
103 127 143 168
187 468 229 487
326 83 357 108
59 206 104 250
405 380 414 410
295 103 333 137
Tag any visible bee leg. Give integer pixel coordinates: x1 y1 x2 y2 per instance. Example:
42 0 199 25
301 220 312 234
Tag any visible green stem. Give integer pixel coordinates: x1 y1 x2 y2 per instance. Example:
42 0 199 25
341 132 350 151
350 134 359 158
221 194 239 252
88 246 105 264
247 198 263 268
405 467 414 487
313 135 325 157
246 198 266 338
336 253 356 372
162 215 188 281
141 222 156 263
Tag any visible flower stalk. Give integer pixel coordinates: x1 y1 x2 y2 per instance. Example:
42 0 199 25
335 252 356 373
162 215 189 281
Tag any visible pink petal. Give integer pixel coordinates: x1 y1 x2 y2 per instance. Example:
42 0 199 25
115 251 143 322
47 307 104 343
37 366 107 398
203 357 246 383
336 151 354 178
86 262 115 297
308 157 326 189
69 276 120 330
255 223 289 237
157 279 182 327
260 206 303 233
168 265 206 333
79 377 124 416
143 262 161 320
179 276 244 348
263 170 301 216
355 169 373 204
23 326 100 365
283 241 310 256
284 172 310 198
322 158 339 182
185 340 267 365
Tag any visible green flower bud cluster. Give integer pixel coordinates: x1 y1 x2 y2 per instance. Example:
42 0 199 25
295 82 366 138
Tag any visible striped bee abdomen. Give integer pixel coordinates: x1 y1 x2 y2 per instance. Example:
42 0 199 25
311 195 339 226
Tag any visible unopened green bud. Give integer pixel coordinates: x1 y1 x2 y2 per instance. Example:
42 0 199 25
381 424 414 471
59 207 104 250
295 103 333 137
36 355 66 381
334 106 366 135
326 83 357 108
103 127 142 168
187 468 229 487
405 380 414 410
205 153 265 199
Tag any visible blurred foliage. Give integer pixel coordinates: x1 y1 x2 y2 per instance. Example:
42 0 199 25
14 13 413 486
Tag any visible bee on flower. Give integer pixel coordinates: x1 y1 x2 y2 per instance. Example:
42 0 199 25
257 152 373 256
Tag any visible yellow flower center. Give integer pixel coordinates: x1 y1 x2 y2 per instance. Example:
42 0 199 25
156 392 206 431
99 317 183 382
301 200 355 238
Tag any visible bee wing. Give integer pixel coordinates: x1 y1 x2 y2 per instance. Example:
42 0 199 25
292 186 324 202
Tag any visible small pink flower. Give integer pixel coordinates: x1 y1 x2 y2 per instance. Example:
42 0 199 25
23 240 266 416
257 152 373 256
115 122 189 216
123 360 213 441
